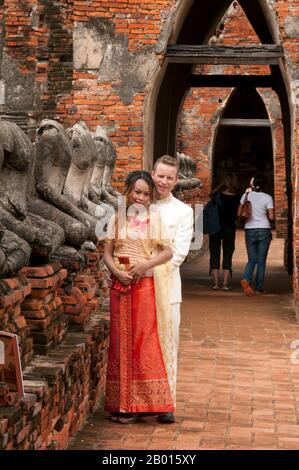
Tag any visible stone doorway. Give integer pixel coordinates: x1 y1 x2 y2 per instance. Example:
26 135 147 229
212 87 274 197
149 0 293 275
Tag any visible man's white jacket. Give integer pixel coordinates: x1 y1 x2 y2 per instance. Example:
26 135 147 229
156 194 194 304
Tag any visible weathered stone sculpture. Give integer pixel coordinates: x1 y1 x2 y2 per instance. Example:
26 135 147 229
29 120 91 249
174 152 202 193
65 122 106 222
0 223 31 277
89 126 120 209
0 120 64 258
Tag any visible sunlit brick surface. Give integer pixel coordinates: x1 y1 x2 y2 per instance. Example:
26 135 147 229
69 232 299 450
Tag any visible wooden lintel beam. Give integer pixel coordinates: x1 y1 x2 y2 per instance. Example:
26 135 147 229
166 45 284 65
189 74 275 88
220 118 271 127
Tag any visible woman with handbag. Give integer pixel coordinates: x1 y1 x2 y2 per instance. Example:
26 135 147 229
238 175 275 296
208 173 240 291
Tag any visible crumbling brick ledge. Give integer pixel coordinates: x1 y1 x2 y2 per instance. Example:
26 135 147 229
0 312 109 450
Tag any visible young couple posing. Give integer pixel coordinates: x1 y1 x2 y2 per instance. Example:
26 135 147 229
103 155 193 424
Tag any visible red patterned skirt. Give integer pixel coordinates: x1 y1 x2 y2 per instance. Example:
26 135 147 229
105 277 174 413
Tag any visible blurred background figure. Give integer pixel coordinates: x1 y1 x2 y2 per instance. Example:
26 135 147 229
239 175 275 296
209 173 240 291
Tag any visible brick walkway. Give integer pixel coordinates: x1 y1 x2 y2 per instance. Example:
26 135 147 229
69 232 299 450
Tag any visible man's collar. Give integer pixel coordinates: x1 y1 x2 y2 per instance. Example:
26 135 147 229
156 193 174 204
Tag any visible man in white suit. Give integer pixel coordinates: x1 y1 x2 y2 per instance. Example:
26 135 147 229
152 155 194 424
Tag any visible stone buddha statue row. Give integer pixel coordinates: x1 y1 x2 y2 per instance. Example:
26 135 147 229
0 119 120 276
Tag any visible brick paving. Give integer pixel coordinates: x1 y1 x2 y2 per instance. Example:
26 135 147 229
69 232 299 450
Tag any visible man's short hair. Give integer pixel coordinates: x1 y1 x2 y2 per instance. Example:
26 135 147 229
153 155 179 173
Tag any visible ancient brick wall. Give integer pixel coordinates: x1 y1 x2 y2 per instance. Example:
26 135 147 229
0 1 297 195
0 1 293 208
68 0 177 191
0 0 74 129
0 0 179 189
0 1 299 449
0 262 110 450
281 0 299 314
0 315 109 449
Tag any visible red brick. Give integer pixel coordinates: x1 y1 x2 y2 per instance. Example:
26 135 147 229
21 293 54 311
30 288 55 299
0 293 16 307
14 315 27 329
21 265 55 278
26 316 51 330
27 274 60 289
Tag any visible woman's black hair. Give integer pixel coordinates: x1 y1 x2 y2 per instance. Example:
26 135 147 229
253 174 266 191
124 170 155 195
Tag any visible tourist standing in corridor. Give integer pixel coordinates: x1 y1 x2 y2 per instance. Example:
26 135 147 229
208 173 240 291
239 175 275 296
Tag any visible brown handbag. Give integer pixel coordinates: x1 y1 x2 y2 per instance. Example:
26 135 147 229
238 193 252 223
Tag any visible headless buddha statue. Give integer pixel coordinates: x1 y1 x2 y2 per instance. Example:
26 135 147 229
64 122 106 226
0 222 31 277
29 120 91 249
89 126 120 210
0 120 64 259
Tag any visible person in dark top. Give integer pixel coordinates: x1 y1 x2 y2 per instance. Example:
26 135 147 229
209 173 240 291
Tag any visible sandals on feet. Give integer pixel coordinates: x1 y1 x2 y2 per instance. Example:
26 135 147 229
109 413 140 424
211 285 220 290
222 285 232 291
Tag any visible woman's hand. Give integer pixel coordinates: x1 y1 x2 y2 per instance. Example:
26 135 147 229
114 269 133 285
105 274 113 289
129 260 150 283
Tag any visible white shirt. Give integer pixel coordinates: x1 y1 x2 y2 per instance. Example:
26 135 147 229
240 191 274 229
156 194 194 304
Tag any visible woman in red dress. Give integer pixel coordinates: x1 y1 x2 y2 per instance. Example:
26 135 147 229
104 170 176 423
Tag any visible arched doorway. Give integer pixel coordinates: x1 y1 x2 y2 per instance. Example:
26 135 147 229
149 0 293 273
213 87 274 196
153 0 233 162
